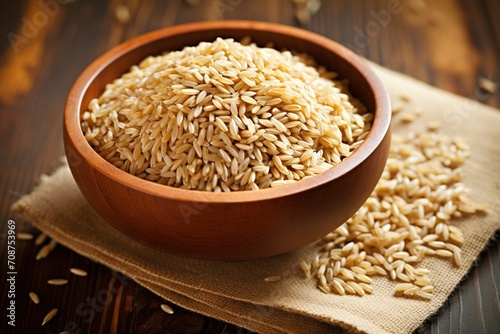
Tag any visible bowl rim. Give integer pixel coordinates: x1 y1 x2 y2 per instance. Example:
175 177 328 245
64 20 391 204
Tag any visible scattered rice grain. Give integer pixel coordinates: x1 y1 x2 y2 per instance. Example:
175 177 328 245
409 0 427 14
42 308 58 326
299 261 311 277
36 240 58 260
35 233 47 246
264 275 282 282
160 303 174 314
478 77 497 95
426 121 441 131
400 94 411 102
391 103 404 114
17 232 34 240
416 290 433 299
47 279 68 286
70 268 88 277
300 132 485 300
400 112 416 123
114 4 130 24
29 292 40 304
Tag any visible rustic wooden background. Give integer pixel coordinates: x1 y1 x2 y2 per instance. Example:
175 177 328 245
1 0 499 333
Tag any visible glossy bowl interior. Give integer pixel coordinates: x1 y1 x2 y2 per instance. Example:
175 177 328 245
64 21 391 261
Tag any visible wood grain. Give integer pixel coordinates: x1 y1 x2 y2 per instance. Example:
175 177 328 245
1 0 498 333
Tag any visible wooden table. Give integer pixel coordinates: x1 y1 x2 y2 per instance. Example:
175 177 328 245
1 0 499 333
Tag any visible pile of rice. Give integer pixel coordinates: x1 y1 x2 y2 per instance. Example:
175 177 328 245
81 38 372 191
300 132 486 299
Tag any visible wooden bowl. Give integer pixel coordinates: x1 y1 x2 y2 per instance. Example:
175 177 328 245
63 21 391 261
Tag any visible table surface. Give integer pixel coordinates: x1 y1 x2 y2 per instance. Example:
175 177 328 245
1 0 499 333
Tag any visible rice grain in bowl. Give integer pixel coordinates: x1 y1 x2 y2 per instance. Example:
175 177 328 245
64 21 391 260
81 37 373 192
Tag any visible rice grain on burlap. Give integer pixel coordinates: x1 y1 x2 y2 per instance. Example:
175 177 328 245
12 63 500 334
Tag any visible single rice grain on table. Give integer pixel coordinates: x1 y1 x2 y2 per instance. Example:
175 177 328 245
69 268 88 277
29 291 40 304
264 275 282 282
47 279 69 286
42 308 58 326
160 303 174 314
34 232 47 246
17 232 34 240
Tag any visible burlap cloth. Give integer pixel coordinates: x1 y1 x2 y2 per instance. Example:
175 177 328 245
12 63 500 334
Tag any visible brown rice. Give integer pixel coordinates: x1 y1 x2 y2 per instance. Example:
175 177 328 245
81 38 372 192
69 268 88 277
42 308 58 326
302 132 485 299
29 291 40 304
160 303 174 314
17 232 34 240
47 279 68 286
